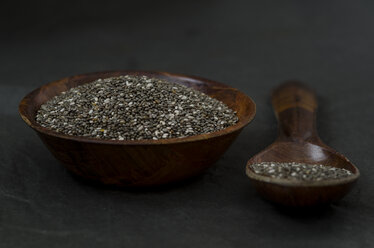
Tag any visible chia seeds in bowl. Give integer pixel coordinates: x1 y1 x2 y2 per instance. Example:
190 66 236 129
36 75 239 140
20 71 256 186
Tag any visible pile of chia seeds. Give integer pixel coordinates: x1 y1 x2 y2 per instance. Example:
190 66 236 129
36 75 238 140
249 162 353 181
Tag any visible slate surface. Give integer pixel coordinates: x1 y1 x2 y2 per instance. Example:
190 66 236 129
1 0 373 247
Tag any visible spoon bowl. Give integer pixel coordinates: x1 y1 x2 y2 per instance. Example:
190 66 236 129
246 82 359 207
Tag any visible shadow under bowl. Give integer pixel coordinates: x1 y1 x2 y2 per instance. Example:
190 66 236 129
19 71 256 187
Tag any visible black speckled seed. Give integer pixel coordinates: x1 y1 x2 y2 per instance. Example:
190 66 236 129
36 75 238 140
250 162 353 181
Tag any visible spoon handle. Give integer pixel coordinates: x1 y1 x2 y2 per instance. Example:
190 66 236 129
272 81 319 142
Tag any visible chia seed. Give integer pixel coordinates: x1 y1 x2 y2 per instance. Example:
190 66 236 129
36 75 238 140
249 162 353 181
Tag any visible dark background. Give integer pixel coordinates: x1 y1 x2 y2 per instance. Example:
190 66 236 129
1 0 373 247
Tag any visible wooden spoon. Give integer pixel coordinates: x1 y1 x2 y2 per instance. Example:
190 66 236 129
246 81 359 207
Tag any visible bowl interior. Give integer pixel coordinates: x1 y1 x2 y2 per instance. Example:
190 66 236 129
19 71 256 144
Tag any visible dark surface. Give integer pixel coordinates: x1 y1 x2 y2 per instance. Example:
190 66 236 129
1 0 373 247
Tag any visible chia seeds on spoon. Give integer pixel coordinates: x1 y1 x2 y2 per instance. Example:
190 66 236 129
250 162 353 181
36 75 238 140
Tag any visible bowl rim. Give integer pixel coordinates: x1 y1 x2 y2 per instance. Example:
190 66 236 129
19 70 256 145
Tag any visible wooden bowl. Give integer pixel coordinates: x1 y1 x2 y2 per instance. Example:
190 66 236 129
19 71 256 187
